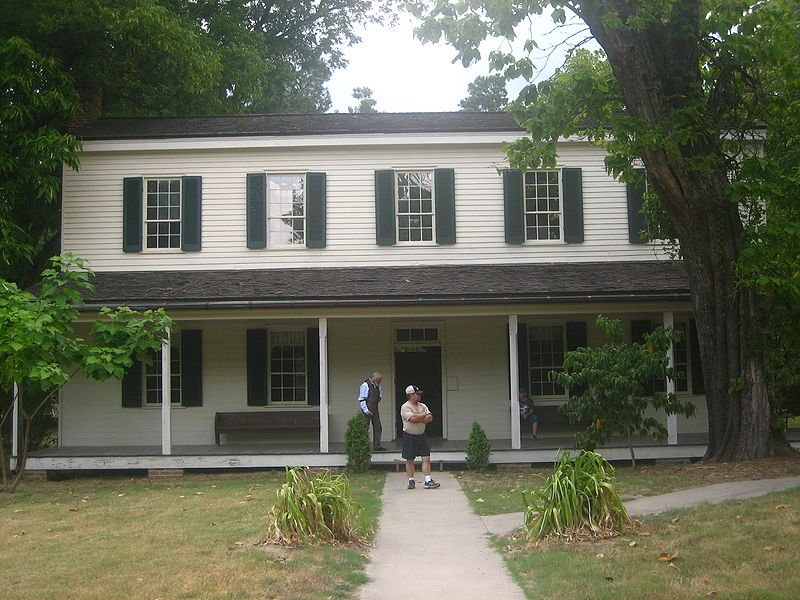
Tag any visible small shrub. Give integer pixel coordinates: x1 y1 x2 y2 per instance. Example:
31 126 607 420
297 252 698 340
266 466 369 546
344 413 372 472
523 450 631 541
465 421 491 470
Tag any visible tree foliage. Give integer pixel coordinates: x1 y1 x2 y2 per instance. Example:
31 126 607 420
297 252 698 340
348 87 378 113
459 74 508 112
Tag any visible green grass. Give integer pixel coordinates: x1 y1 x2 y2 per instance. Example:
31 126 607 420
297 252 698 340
499 487 800 600
0 470 385 600
457 454 800 516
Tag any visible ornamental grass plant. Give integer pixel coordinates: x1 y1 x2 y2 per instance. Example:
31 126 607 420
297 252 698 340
266 467 369 547
523 450 631 541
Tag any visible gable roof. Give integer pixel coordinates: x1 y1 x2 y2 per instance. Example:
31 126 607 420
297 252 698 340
78 261 690 311
72 112 524 140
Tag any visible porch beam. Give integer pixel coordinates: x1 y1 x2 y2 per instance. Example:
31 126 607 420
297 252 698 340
663 311 678 445
11 382 19 459
161 330 172 456
319 317 329 453
509 315 521 450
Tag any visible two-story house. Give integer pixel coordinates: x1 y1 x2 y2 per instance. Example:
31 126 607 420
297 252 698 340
24 112 710 474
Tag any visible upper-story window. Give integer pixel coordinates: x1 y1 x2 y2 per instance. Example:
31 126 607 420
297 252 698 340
268 174 305 246
396 170 434 243
524 170 561 241
145 179 181 249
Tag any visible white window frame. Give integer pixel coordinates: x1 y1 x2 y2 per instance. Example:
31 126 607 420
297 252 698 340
144 343 181 406
267 173 307 248
268 329 309 406
673 320 690 394
143 177 182 252
395 169 436 245
523 169 564 244
525 321 569 401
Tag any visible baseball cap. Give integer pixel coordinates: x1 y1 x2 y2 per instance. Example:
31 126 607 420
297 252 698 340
405 384 423 395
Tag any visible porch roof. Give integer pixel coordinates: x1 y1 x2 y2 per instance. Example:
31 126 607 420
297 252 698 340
79 261 690 310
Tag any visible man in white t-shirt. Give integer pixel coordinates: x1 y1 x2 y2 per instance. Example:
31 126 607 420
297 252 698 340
399 384 440 489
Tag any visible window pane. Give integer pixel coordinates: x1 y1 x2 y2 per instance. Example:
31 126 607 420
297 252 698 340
268 175 305 246
396 170 434 243
269 331 307 403
523 171 561 241
527 325 566 396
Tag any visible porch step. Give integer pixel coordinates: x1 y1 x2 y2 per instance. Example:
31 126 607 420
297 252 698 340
148 468 184 480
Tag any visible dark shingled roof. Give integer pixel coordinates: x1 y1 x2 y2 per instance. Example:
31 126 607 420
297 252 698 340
79 262 690 310
73 111 524 140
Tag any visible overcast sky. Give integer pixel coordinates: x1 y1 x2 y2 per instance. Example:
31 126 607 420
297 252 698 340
327 12 594 113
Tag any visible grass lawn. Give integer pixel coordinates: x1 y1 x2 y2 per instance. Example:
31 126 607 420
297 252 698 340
499 487 800 600
457 454 800 516
0 470 385 600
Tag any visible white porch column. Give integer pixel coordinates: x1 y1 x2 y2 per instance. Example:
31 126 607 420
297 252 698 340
663 311 678 445
318 318 329 453
161 330 172 456
11 382 19 459
509 315 521 450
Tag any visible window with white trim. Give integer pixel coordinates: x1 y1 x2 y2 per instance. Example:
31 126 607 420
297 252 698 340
524 170 561 241
396 170 434 242
269 331 307 404
527 324 566 396
268 174 305 246
144 345 181 405
674 322 689 393
145 179 181 249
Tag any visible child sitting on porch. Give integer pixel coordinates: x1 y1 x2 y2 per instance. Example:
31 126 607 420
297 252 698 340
519 389 539 439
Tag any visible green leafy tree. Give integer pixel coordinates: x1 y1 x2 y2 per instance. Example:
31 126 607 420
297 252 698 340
408 0 800 461
459 74 508 112
551 316 695 467
464 421 491 470
348 87 378 113
0 255 171 492
344 413 372 472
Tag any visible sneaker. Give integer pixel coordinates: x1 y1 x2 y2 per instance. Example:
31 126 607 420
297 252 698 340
423 479 440 489
407 479 416 489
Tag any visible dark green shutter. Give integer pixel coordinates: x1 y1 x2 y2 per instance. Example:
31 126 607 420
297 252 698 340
181 176 202 251
562 167 584 243
121 359 143 407
565 321 588 397
306 172 327 248
180 329 203 407
375 169 396 246
246 173 267 249
246 329 268 406
503 170 524 244
307 328 320 406
122 177 143 252
517 323 529 392
434 168 456 244
626 168 648 243
689 319 705 395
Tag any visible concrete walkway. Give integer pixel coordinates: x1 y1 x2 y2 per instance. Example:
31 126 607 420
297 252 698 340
481 475 800 536
359 472 527 600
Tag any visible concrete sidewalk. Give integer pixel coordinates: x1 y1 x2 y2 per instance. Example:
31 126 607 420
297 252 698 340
481 475 800 536
359 472 527 600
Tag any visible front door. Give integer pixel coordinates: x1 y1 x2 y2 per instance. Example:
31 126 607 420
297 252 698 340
394 346 443 438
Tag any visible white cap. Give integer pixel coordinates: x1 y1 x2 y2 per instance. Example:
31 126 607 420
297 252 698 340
405 385 423 395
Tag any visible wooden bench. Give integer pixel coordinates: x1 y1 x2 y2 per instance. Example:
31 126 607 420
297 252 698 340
214 411 320 445
529 404 591 432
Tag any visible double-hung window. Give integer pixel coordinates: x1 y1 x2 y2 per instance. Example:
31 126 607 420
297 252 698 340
673 322 689 393
145 179 182 249
268 175 305 246
527 324 566 397
396 170 434 242
524 170 562 241
144 344 181 405
269 331 307 404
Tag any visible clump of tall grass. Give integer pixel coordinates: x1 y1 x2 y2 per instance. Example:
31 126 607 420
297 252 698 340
266 467 369 547
523 450 631 541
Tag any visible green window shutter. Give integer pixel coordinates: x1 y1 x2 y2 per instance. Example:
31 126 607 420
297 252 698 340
503 169 524 244
689 319 705 395
305 172 327 248
565 321 588 397
517 323 529 392
626 168 648 243
306 328 320 406
562 167 584 243
246 173 267 249
246 329 268 406
375 169 396 246
121 359 143 407
181 176 202 251
434 168 456 244
122 177 143 252
180 330 203 407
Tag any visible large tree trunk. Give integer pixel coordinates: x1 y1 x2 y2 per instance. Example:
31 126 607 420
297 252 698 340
578 0 775 460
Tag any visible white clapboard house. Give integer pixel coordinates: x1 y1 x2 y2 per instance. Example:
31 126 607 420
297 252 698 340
22 112 719 474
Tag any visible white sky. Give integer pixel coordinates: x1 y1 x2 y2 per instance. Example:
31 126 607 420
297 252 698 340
327 12 594 113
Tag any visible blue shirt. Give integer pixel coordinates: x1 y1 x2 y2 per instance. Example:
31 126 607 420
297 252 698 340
358 379 383 413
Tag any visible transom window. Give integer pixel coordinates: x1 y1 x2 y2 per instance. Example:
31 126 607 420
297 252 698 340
145 345 181 405
268 175 305 246
527 325 566 396
524 170 561 241
269 331 307 404
395 327 439 343
396 170 434 242
145 179 181 249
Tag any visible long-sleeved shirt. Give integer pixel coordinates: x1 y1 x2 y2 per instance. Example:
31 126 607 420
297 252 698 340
358 379 382 413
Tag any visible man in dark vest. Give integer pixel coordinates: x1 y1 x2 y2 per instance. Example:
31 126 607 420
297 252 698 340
358 371 386 451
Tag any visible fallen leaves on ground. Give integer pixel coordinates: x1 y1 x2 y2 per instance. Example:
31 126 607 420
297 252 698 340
657 551 680 562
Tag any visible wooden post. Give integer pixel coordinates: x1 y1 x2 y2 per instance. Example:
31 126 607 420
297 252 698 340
11 382 19 465
319 318 329 453
161 330 172 456
509 315 521 450
663 311 678 445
